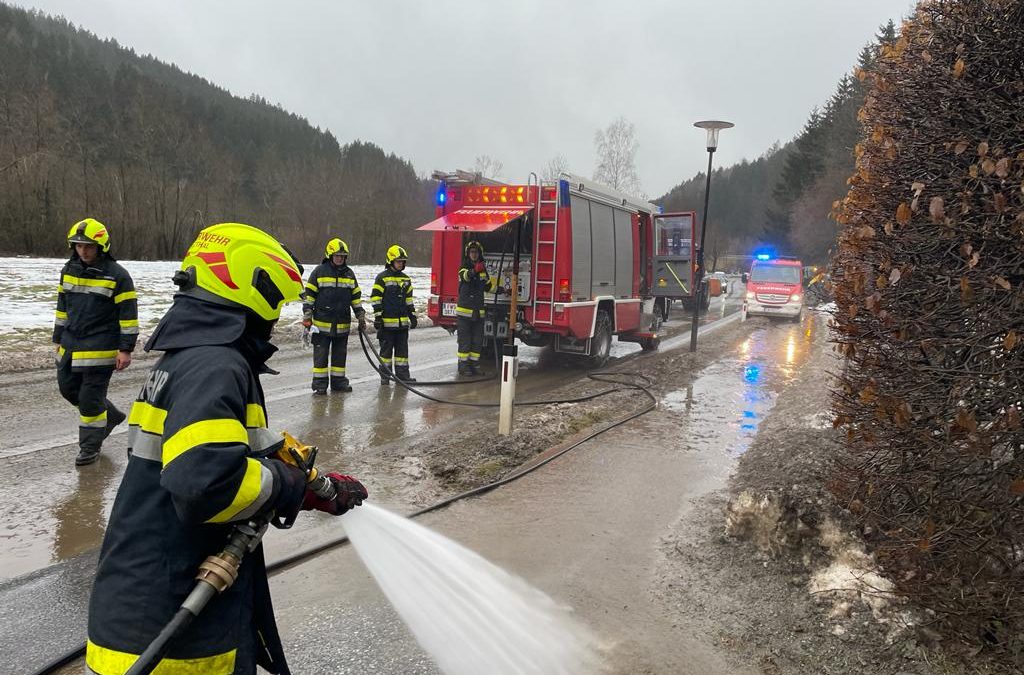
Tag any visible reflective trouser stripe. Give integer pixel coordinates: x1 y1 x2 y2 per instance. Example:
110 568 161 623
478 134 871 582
330 366 346 373
80 410 108 428
86 639 236 675
469 352 480 361
312 367 328 378
393 356 409 364
457 351 469 362
455 306 474 317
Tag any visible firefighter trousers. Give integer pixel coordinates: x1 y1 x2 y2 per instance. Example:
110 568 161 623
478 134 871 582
56 353 116 452
378 329 410 378
456 316 485 364
311 332 350 391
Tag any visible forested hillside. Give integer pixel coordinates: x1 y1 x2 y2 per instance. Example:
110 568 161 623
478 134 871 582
0 4 433 261
658 22 897 265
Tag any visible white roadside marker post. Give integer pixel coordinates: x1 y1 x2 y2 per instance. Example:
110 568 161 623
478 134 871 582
498 211 525 436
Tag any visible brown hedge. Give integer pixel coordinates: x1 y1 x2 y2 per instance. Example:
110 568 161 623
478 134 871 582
831 0 1024 664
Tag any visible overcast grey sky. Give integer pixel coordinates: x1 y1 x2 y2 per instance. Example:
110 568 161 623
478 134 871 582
17 0 912 195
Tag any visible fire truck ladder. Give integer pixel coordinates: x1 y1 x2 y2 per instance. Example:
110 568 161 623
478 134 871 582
532 179 559 325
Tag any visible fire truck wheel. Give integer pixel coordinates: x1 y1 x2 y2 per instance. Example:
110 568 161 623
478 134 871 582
588 310 612 367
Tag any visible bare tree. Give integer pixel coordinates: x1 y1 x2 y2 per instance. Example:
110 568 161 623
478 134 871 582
473 154 503 180
593 116 641 195
541 154 570 182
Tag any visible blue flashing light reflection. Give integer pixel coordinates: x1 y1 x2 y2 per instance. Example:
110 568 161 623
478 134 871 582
437 190 446 205
756 253 771 260
744 365 762 384
740 423 757 431
742 410 757 419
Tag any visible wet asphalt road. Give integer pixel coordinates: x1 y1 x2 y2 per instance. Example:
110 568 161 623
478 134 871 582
0 289 756 674
272 311 828 674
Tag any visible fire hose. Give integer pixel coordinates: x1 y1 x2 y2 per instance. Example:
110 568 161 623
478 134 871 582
31 339 659 675
358 326 640 408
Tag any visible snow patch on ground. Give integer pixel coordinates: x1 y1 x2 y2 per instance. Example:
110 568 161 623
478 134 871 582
0 256 431 373
804 410 835 429
809 518 919 643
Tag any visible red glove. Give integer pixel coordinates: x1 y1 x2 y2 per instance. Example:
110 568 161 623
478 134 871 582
302 473 368 515
474 262 486 273
302 318 312 328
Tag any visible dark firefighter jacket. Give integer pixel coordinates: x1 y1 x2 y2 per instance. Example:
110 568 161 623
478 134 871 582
53 253 138 369
456 259 499 320
302 259 365 335
86 296 301 675
369 266 414 330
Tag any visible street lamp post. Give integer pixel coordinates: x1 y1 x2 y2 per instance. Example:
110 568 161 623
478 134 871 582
689 120 733 352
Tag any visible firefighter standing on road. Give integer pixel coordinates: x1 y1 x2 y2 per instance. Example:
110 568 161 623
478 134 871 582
456 240 499 376
302 238 366 394
85 223 368 675
370 244 417 384
53 218 138 466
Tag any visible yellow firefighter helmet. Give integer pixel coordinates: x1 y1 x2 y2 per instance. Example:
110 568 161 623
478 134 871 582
67 218 111 253
325 238 349 259
386 244 409 266
179 223 304 321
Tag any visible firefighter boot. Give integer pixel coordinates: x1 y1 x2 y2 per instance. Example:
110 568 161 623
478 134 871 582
395 367 417 383
458 362 472 377
103 402 126 440
379 366 391 386
331 376 353 393
468 362 484 376
75 445 101 466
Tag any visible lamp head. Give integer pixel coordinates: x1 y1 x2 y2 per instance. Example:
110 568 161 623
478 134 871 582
694 120 734 151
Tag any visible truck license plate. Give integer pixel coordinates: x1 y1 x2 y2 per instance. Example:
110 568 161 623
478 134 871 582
442 303 456 317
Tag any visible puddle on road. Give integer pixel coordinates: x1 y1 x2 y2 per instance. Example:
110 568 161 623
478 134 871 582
663 312 820 457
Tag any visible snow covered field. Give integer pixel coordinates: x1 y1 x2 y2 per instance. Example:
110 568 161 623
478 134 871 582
0 256 431 338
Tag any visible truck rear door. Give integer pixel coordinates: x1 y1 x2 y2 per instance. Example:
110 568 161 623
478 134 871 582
651 212 697 298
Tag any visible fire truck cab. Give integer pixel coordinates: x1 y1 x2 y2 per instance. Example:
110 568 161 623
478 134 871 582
742 254 805 321
419 171 683 363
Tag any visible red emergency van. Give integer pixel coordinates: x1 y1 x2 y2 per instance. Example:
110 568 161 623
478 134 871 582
742 255 804 321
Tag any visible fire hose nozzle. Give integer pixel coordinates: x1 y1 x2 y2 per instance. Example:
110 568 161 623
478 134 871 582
308 473 337 500
277 431 337 500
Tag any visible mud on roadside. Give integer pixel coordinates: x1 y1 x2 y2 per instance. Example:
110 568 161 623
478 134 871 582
389 318 751 499
655 314 1009 675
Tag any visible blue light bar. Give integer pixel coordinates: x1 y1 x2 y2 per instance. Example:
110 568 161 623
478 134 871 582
756 253 771 261
436 189 446 206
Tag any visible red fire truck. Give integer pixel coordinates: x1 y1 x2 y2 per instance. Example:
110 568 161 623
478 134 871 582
418 171 700 364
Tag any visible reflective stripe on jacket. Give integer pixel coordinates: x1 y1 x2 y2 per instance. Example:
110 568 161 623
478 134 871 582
53 255 138 368
456 261 498 319
302 261 364 335
87 343 296 674
369 266 414 329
